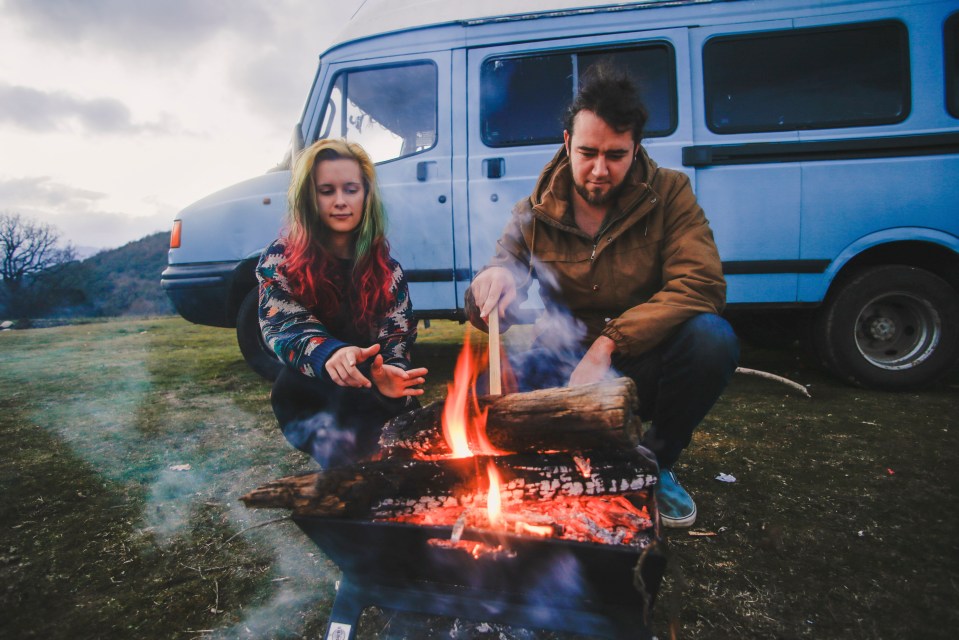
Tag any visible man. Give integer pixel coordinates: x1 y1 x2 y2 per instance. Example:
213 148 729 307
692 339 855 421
466 66 739 528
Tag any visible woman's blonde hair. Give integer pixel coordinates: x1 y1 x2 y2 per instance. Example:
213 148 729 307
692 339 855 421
287 138 388 258
282 139 395 329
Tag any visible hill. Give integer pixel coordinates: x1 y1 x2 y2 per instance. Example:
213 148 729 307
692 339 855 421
10 232 174 320
80 232 175 316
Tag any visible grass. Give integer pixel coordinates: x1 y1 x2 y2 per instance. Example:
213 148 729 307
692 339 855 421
0 316 957 639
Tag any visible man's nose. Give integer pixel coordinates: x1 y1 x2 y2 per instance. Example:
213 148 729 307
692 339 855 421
592 156 609 177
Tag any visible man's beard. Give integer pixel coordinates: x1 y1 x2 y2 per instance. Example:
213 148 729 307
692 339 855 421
573 178 627 206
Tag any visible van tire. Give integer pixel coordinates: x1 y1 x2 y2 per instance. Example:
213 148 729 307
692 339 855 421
814 265 959 390
236 288 283 381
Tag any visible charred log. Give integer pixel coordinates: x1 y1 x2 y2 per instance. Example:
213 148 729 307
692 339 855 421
379 377 641 456
240 449 657 519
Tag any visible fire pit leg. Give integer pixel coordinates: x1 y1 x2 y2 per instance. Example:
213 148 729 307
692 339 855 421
323 577 365 640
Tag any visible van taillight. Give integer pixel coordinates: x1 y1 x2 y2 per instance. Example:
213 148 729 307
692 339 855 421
170 220 182 248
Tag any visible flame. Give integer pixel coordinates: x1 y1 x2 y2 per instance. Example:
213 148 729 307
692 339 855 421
441 330 475 458
441 329 506 458
486 460 504 529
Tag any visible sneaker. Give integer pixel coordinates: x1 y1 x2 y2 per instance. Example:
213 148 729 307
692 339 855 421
656 468 697 528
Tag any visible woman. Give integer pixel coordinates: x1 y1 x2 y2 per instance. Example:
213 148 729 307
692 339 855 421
256 139 427 468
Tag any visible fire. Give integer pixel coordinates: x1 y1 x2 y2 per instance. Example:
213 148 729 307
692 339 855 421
421 328 655 546
486 460 504 529
441 329 506 458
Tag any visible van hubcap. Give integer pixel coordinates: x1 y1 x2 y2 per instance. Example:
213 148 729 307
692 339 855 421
854 293 940 371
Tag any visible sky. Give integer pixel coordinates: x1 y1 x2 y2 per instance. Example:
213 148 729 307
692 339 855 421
0 0 368 255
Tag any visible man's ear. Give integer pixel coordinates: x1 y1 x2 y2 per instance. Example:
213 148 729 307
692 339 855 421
563 129 571 155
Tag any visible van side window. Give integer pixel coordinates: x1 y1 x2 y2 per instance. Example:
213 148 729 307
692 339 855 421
481 44 676 147
704 21 910 133
318 62 437 162
947 12 959 118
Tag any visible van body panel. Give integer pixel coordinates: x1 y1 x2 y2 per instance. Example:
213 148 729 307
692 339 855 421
799 154 959 260
166 171 288 265
797 227 959 303
688 18 803 303
696 164 802 303
451 48 473 306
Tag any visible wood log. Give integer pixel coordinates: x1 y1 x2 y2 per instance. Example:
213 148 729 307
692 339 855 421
240 449 657 519
379 377 641 456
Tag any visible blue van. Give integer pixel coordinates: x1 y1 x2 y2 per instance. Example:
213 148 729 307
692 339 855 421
161 0 959 390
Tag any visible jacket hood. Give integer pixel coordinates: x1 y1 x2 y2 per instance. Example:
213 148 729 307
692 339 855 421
529 144 659 225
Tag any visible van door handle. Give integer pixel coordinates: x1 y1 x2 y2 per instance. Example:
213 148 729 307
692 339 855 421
485 158 505 179
416 161 436 182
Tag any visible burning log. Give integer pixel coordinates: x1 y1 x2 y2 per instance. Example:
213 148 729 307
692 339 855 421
379 377 641 456
240 449 657 520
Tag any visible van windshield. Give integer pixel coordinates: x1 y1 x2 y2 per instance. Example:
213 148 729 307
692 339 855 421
318 62 437 163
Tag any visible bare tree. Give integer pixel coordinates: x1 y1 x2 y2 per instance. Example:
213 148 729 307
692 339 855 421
0 212 77 315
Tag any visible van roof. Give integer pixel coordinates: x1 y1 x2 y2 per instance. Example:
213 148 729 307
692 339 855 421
333 0 714 48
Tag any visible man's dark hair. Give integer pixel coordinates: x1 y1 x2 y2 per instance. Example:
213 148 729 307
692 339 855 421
564 64 648 144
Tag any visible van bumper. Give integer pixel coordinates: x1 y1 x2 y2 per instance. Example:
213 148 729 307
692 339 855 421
161 261 242 328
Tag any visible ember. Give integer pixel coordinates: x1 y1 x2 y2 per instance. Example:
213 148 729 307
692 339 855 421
388 493 653 547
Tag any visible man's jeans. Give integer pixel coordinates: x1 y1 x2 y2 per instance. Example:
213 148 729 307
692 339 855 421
510 313 739 468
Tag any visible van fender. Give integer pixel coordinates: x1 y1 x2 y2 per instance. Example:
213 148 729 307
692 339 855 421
798 228 959 303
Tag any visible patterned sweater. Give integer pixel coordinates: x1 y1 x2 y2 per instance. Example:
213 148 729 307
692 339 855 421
256 238 417 378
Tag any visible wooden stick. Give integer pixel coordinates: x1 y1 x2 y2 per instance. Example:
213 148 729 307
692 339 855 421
735 367 812 398
487 304 501 395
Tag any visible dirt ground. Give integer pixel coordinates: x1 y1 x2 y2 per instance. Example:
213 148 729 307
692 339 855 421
1 317 957 639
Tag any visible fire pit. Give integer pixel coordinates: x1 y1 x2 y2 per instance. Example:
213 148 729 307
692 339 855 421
243 332 667 639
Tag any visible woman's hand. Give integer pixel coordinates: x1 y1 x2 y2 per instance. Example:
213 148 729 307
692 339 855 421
325 344 381 388
370 355 428 399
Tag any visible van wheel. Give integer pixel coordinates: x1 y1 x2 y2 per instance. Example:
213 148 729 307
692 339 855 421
814 265 959 390
236 288 283 381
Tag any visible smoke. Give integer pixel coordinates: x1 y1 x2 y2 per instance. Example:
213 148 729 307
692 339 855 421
279 410 369 471
13 332 340 638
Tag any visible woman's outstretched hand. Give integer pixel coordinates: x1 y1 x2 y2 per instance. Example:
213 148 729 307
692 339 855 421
326 343 427 398
325 344 381 388
370 355 428 399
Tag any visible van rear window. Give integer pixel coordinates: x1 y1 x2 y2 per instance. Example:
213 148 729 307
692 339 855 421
318 62 437 163
947 12 959 119
704 21 909 133
481 44 676 147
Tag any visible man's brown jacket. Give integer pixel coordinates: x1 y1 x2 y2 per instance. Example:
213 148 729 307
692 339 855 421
466 145 727 357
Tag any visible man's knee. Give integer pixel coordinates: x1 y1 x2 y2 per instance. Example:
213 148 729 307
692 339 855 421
671 313 740 374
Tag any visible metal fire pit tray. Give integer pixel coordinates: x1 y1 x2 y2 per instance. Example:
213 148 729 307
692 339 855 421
294 510 666 640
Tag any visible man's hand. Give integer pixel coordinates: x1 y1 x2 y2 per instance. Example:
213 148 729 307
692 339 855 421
370 356 428 399
568 335 616 387
469 267 517 319
325 344 381 388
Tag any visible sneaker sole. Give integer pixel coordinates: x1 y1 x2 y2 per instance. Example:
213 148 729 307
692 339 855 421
660 504 697 528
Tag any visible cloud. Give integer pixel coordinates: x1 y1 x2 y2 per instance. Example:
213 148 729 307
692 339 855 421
0 83 177 134
0 176 106 210
13 208 173 252
4 0 273 55
0 177 174 250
